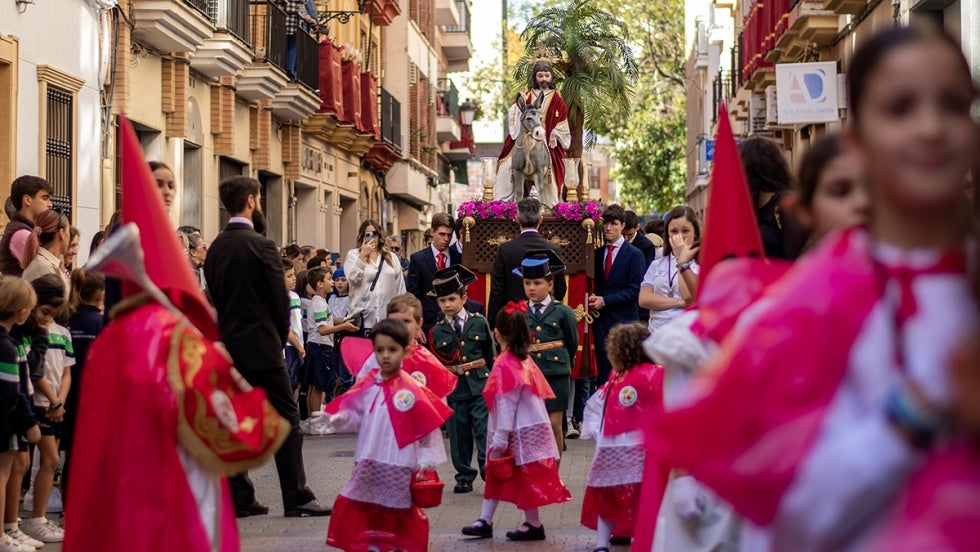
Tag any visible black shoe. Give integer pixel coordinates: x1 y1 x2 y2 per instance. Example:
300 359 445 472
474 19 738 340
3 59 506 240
461 519 493 538
609 535 632 545
505 522 545 541
235 501 270 518
453 480 473 493
284 499 331 517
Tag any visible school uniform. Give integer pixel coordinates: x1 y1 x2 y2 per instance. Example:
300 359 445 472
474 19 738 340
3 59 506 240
285 291 304 389
526 296 579 412
305 294 336 396
0 327 34 452
430 308 495 485
32 323 74 439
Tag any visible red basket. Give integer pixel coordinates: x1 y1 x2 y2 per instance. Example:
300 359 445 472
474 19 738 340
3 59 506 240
486 452 515 480
411 471 444 508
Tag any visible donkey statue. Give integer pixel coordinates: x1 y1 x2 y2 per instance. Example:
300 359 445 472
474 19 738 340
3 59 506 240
510 93 553 202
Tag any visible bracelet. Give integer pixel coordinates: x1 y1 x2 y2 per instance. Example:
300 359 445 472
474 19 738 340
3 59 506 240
677 260 694 273
49 402 63 411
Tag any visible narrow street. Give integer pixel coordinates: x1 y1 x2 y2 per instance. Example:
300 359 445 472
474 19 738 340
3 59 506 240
239 433 608 551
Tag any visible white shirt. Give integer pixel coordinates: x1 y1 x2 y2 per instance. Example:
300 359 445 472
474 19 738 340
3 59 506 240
602 236 626 267
344 248 407 329
529 294 553 315
445 308 468 329
33 324 75 407
430 244 450 266
286 291 303 349
641 254 701 332
306 294 334 347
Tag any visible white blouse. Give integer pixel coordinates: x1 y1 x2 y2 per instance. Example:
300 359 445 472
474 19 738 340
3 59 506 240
344 248 406 330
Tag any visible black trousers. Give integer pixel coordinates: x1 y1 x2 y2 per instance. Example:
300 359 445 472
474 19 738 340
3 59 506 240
230 367 316 510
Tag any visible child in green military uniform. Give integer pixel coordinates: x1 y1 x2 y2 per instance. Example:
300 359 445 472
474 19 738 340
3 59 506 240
514 250 579 459
428 265 496 494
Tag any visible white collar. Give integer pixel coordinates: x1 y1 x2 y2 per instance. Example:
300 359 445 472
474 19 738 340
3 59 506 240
446 308 468 325
431 244 448 261
531 295 553 311
605 236 625 249
229 216 254 228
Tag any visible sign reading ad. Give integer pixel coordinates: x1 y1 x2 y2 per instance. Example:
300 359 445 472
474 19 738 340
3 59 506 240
775 62 839 125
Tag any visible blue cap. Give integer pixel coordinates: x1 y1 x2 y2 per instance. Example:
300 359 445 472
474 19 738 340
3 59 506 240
333 268 345 279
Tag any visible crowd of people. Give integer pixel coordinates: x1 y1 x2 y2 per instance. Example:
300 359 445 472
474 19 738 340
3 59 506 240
0 24 976 552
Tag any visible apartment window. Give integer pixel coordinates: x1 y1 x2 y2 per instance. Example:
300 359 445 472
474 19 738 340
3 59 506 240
36 66 83 221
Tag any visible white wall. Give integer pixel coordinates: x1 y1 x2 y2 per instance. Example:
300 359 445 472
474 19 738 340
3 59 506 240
1 0 106 264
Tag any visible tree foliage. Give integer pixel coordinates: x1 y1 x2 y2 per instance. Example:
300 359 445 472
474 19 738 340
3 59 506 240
597 0 688 214
517 1 639 160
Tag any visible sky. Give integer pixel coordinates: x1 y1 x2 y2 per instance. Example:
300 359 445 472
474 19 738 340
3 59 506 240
454 1 505 143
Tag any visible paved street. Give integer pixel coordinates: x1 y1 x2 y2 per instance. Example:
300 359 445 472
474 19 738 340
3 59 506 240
38 431 611 551
239 432 609 551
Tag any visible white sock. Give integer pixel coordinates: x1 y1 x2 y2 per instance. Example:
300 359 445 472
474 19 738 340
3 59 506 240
2 522 14 532
479 498 499 523
524 507 541 527
596 516 614 548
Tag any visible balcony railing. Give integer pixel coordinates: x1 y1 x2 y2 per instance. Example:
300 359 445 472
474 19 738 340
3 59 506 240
296 29 319 91
380 87 402 150
444 0 469 33
712 70 732 122
183 0 211 17
225 0 250 44
250 0 287 74
740 0 790 83
436 78 459 119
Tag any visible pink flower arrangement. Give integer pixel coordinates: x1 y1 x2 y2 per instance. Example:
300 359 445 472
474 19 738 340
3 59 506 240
553 200 603 222
457 200 518 221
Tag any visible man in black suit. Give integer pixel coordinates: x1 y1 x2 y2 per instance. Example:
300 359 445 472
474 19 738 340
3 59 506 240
204 176 330 518
406 212 461 335
588 204 645 387
624 210 656 322
624 210 657 268
487 198 567 327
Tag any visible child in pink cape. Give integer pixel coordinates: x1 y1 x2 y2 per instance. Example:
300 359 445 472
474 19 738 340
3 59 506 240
460 300 571 541
579 322 663 552
324 319 453 552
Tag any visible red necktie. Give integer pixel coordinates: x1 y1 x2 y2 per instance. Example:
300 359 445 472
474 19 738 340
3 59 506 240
437 252 446 271
604 245 615 277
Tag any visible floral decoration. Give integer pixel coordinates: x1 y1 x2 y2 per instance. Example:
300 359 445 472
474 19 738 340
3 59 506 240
456 200 518 221
553 200 603 222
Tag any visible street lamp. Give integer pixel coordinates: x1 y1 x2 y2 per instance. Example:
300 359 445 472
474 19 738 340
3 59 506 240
459 100 477 126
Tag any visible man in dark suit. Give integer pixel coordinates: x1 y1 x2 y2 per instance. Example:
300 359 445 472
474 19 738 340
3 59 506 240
624 210 657 268
406 212 461 335
624 210 656 322
487 198 567 327
204 176 330 518
588 204 645 387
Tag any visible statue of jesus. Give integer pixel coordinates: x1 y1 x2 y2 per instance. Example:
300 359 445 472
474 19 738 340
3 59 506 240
493 60 571 206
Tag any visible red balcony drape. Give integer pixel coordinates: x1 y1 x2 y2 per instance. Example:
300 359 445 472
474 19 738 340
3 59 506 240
340 60 363 129
318 41 345 118
741 0 790 83
359 72 380 138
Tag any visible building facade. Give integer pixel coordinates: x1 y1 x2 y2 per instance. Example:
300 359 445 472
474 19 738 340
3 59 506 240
2 0 473 261
685 0 979 215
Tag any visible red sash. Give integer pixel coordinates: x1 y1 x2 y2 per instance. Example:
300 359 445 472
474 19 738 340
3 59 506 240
325 369 453 449
482 351 554 411
599 363 663 437
403 344 458 399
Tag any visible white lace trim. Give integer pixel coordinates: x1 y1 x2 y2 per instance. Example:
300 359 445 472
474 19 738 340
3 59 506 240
489 422 558 466
340 459 413 509
587 445 645 487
